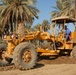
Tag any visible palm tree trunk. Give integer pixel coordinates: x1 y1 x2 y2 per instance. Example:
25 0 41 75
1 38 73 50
17 22 25 36
74 0 76 31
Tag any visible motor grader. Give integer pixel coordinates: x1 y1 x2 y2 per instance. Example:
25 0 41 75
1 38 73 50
0 16 76 70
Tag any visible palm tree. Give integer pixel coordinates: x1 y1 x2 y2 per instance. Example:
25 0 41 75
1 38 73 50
0 0 39 35
42 20 50 31
51 0 75 19
60 0 75 17
51 0 65 18
33 20 50 31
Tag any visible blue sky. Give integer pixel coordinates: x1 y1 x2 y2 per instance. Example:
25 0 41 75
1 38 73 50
33 0 75 31
33 0 56 26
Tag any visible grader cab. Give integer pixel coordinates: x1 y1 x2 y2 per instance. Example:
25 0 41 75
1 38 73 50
0 16 76 70
51 16 76 56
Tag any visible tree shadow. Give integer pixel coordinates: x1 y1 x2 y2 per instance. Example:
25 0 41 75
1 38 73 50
34 63 45 69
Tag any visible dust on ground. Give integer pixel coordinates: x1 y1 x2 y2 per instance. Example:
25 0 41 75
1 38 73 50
0 56 76 75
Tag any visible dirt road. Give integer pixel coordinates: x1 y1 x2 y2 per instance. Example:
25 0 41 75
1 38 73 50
0 64 76 75
0 56 76 75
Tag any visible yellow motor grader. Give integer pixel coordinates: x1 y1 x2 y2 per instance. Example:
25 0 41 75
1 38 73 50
0 16 76 70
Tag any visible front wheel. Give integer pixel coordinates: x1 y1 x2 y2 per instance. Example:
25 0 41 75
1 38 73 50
13 42 37 70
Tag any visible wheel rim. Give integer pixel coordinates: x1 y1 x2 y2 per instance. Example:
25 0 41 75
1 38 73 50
22 50 32 63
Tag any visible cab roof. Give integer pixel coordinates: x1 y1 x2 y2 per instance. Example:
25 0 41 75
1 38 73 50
51 16 76 23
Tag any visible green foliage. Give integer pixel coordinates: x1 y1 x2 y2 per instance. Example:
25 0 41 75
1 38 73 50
33 23 42 31
42 20 50 31
51 0 75 18
33 20 50 31
25 23 32 30
0 0 39 33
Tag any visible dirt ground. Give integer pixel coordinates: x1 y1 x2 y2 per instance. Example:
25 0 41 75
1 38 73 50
0 56 76 75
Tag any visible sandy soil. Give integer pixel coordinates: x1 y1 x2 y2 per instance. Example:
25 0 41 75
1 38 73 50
0 56 76 75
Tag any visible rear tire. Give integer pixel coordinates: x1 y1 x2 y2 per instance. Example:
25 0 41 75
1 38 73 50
13 42 37 70
0 44 10 66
